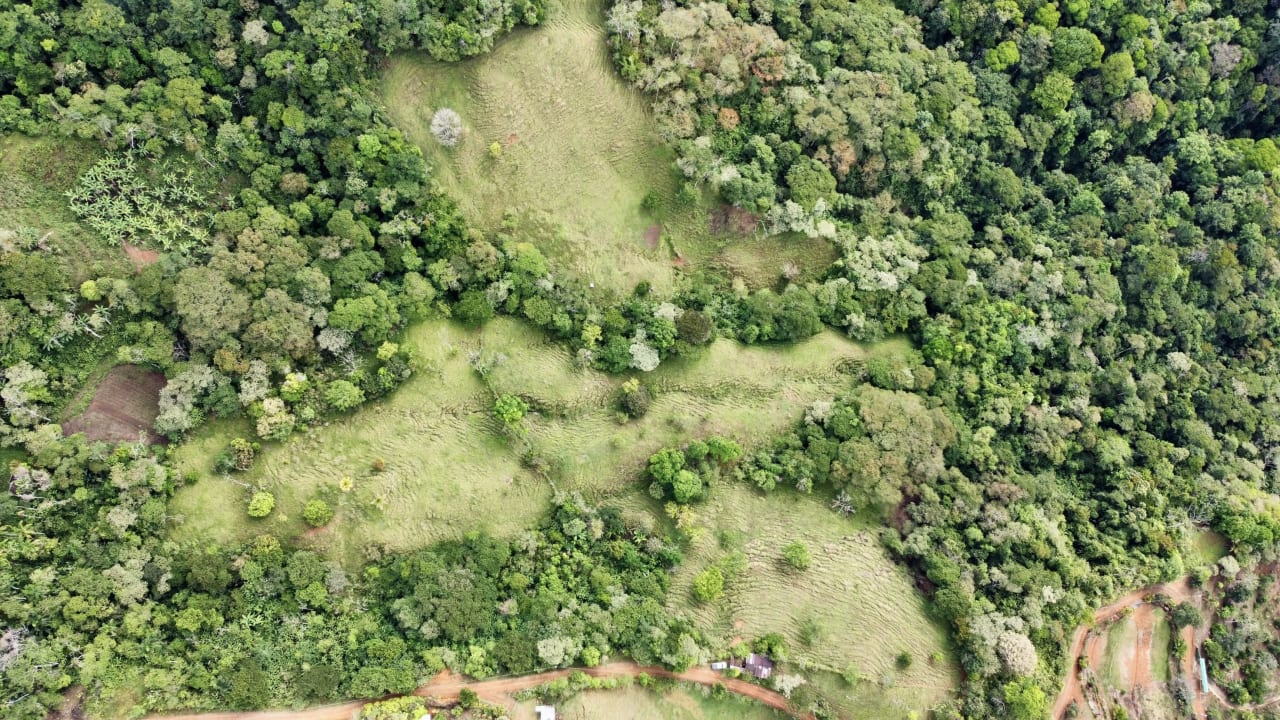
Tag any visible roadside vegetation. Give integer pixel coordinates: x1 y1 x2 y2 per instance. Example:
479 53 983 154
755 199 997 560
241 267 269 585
517 683 786 720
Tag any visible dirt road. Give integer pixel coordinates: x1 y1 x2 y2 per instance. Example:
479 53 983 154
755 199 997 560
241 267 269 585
1129 602 1155 688
1051 578 1195 720
1180 626 1208 719
147 661 812 720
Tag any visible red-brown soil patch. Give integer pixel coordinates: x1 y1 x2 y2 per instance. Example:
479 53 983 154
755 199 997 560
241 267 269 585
1129 603 1155 688
1052 578 1201 720
506 133 519 145
709 204 761 236
63 365 167 445
1180 625 1207 719
123 242 160 270
643 224 661 249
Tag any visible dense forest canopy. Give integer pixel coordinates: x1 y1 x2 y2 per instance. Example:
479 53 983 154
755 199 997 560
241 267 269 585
0 0 1279 718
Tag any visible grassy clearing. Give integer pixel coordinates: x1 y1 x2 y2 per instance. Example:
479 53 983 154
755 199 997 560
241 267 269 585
1103 615 1137 689
1150 608 1170 683
512 685 784 720
665 483 957 717
169 318 872 564
379 0 833 296
0 134 129 282
505 331 892 500
1192 529 1228 566
169 320 540 563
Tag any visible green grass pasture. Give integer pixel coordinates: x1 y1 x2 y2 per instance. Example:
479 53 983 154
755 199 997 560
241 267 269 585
379 0 834 296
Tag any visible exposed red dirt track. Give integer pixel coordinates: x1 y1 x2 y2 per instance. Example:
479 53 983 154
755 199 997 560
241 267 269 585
1051 578 1195 720
146 662 812 720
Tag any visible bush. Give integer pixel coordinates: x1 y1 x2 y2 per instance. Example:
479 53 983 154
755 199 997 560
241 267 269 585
676 309 714 345
303 499 334 527
454 289 494 326
782 541 812 570
693 567 724 602
430 108 463 146
671 469 703 503
618 378 651 418
494 394 528 425
229 438 258 471
247 491 275 518
324 379 365 411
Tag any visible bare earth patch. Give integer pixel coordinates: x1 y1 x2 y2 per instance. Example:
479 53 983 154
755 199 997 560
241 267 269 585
123 242 160 270
709 204 761 235
63 365 167 445
644 223 661 249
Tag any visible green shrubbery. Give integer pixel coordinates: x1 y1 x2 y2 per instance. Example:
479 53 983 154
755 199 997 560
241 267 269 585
303 499 334 528
646 436 742 504
247 491 276 518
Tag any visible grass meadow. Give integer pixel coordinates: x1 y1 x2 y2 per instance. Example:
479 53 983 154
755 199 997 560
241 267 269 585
166 316 957 716
664 483 958 718
168 318 878 564
1192 529 1229 567
1103 615 1137 689
1149 609 1171 683
379 0 836 297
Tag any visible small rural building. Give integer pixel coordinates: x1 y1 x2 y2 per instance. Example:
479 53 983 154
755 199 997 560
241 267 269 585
744 653 774 680
1199 656 1210 693
711 653 774 680
534 705 556 720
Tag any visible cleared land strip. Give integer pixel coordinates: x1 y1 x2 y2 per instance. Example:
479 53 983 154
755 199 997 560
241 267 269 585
1052 579 1195 720
1047 576 1280 720
146 662 813 720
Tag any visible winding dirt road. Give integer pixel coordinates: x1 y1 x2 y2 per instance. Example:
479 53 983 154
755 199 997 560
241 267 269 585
147 662 813 720
1051 578 1196 720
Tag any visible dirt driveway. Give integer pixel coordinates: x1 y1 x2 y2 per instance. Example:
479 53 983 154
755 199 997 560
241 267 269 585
147 661 812 720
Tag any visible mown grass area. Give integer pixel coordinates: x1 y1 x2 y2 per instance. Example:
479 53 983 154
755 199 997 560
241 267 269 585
503 331 896 500
513 685 784 720
1103 615 1137 689
0 134 130 283
1192 529 1229 567
664 483 958 718
379 0 834 297
168 318 874 564
1150 608 1171 683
